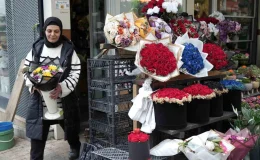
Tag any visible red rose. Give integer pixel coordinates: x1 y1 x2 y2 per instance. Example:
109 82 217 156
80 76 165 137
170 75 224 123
128 129 149 143
203 43 228 70
170 17 199 38
183 84 214 97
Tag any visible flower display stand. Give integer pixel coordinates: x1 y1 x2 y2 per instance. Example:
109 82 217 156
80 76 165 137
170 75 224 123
133 71 237 147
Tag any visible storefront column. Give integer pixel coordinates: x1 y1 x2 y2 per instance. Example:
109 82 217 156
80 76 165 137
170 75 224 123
186 0 194 16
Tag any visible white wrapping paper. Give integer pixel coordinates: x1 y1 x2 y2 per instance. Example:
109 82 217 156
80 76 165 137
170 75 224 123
175 32 213 77
128 77 155 133
134 38 184 82
150 130 235 160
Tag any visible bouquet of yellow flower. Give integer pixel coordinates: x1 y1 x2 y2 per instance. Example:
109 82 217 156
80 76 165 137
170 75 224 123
32 65 63 81
26 57 65 91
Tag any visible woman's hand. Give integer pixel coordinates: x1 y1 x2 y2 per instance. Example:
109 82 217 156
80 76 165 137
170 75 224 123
50 84 62 99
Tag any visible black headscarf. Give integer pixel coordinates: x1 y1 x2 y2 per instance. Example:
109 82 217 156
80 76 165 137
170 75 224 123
43 17 67 48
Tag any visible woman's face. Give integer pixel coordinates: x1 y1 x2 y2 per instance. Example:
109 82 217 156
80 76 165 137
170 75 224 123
45 25 61 43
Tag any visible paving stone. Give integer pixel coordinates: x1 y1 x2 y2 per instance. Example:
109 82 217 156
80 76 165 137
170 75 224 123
0 137 70 160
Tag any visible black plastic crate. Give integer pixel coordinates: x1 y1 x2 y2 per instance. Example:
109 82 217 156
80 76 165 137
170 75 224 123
90 119 132 135
90 132 128 148
89 81 133 92
90 101 132 113
90 111 132 126
89 90 133 105
87 59 136 81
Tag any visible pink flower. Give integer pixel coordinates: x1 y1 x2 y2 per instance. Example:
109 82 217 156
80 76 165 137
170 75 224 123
220 141 228 154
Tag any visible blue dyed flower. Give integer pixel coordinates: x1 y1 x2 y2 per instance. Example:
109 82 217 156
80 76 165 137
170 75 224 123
181 43 204 75
220 80 245 91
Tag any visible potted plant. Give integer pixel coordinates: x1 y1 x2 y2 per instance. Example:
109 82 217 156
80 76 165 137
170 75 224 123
221 80 245 111
203 81 228 117
152 88 192 129
232 53 249 66
242 78 253 94
251 78 260 93
183 84 216 123
225 69 236 80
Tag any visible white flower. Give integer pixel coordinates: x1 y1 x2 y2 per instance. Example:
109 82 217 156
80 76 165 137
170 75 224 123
208 23 219 36
153 6 160 14
162 1 179 13
147 8 154 15
205 141 215 151
209 11 225 22
147 6 160 15
109 29 118 38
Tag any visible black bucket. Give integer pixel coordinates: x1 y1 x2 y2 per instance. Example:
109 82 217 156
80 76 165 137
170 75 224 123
210 95 223 117
154 102 187 129
223 90 241 111
129 141 150 160
187 99 210 123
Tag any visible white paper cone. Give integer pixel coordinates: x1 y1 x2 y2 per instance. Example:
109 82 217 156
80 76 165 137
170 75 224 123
41 90 58 114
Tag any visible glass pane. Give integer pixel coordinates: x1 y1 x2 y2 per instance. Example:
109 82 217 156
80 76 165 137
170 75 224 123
217 0 254 16
0 0 10 105
90 0 106 57
194 0 212 19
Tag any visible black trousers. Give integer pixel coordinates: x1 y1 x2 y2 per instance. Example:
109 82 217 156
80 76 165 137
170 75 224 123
30 120 81 160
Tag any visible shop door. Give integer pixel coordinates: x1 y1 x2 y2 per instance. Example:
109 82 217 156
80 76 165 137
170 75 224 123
70 0 90 122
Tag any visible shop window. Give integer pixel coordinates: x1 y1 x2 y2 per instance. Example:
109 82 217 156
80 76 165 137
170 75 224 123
0 0 9 107
217 0 254 16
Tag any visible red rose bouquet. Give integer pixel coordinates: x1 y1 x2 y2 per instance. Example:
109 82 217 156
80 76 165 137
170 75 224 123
203 43 228 70
183 84 216 100
152 88 192 105
140 43 176 76
169 17 199 38
128 128 151 160
135 40 184 82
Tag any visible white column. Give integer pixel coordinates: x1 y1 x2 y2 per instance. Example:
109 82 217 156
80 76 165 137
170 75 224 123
186 0 194 16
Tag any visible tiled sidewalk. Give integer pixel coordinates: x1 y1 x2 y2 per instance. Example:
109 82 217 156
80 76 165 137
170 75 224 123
0 137 70 160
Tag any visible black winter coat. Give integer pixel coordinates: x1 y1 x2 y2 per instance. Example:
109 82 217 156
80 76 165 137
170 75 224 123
26 39 80 140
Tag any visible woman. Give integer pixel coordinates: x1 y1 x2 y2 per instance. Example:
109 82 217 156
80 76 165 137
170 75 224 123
23 17 81 160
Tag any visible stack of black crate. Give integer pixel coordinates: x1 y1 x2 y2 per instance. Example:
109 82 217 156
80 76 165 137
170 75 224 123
87 58 135 148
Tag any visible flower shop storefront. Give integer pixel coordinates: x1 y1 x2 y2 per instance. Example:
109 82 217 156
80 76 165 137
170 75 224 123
84 0 260 159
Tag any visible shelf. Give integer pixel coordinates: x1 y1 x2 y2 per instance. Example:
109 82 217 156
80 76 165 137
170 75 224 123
242 92 260 99
157 111 236 136
134 71 225 87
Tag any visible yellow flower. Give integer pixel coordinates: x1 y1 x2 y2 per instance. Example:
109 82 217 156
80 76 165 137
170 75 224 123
42 71 52 77
33 67 43 74
48 65 57 71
